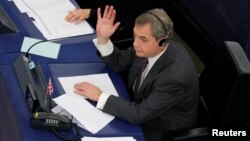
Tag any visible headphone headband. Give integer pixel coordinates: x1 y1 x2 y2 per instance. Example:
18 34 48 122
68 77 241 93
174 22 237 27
145 11 169 37
145 11 171 46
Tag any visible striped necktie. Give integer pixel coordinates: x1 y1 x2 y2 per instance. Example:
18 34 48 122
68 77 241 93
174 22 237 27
133 58 148 96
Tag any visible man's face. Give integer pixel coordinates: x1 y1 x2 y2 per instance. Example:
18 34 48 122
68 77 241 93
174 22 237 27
133 23 163 58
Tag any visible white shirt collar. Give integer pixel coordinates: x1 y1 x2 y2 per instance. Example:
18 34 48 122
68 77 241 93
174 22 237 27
147 48 167 68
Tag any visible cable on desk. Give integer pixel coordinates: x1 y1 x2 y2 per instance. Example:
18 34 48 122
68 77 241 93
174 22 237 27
51 123 82 141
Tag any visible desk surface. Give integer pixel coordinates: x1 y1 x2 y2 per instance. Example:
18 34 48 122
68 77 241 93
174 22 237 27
0 65 61 141
0 39 102 65
0 0 101 65
0 0 91 40
0 64 144 141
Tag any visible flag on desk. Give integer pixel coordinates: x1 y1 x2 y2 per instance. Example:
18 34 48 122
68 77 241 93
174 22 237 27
47 78 54 95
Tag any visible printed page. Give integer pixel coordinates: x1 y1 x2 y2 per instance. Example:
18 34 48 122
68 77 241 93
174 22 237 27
53 94 115 134
58 73 119 99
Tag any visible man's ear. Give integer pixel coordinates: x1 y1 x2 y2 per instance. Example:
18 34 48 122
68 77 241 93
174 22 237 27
158 38 167 46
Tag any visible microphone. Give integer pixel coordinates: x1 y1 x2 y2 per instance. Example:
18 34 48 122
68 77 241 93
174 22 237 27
25 40 49 70
24 35 77 64
24 38 61 69
25 40 48 59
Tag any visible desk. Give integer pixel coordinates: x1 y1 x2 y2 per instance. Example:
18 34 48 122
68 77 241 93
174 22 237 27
0 0 101 65
0 64 145 141
0 65 60 141
0 40 102 65
0 0 90 41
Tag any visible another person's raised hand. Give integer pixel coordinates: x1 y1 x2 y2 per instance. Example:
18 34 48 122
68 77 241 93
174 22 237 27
96 5 120 44
65 9 91 24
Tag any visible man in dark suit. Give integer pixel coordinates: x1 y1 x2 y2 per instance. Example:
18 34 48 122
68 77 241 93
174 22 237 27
74 5 199 141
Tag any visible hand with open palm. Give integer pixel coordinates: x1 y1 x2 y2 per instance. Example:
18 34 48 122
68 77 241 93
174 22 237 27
96 5 120 44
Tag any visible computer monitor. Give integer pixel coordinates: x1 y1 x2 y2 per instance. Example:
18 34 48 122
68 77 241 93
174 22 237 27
199 41 250 127
13 54 54 113
0 4 18 34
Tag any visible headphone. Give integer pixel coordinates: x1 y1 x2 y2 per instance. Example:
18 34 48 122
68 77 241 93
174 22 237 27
146 11 171 46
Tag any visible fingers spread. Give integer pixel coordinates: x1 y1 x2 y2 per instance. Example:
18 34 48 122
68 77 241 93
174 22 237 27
103 5 109 18
97 7 101 20
106 5 114 19
110 9 116 23
113 22 121 31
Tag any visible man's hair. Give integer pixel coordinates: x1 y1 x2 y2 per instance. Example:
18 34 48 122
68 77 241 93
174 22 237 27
135 8 173 40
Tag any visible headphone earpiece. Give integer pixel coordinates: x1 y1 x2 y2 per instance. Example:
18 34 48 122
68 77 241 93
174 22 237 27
159 37 171 47
159 38 166 46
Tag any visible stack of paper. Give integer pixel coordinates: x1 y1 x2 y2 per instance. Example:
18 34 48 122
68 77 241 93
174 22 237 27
12 0 94 39
52 73 119 134
58 73 118 99
53 95 115 134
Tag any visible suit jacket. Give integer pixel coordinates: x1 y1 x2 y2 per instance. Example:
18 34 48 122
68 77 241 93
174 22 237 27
101 39 199 141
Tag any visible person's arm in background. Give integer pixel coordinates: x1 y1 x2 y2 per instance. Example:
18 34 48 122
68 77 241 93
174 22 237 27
65 9 92 24
65 0 131 29
65 0 100 26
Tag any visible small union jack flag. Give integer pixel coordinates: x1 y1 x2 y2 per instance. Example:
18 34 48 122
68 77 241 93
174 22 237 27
47 78 54 95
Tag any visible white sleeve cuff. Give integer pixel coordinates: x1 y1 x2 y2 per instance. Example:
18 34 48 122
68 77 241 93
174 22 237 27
93 38 114 56
96 93 110 110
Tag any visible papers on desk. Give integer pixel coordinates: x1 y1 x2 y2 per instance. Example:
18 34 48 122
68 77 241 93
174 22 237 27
12 0 94 39
81 136 137 141
58 73 118 99
53 73 119 134
53 95 115 134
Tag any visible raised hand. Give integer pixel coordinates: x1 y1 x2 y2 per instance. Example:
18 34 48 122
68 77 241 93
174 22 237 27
96 5 120 44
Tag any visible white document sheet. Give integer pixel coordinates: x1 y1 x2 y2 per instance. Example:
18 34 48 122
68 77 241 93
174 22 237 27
23 0 64 10
58 73 119 99
12 0 94 39
53 94 115 134
38 12 94 39
12 0 32 15
81 136 137 141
